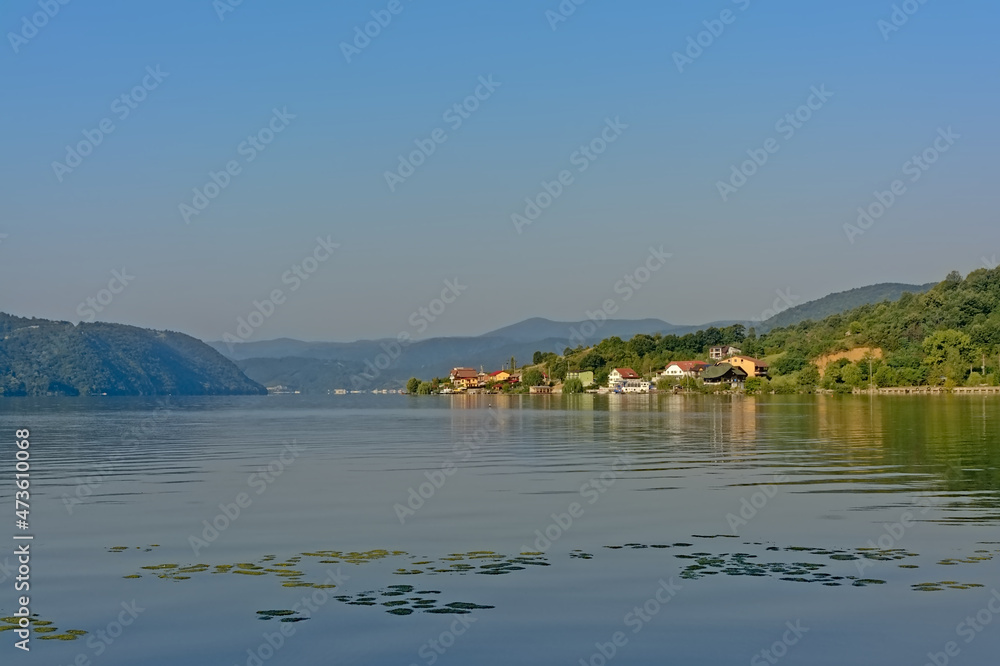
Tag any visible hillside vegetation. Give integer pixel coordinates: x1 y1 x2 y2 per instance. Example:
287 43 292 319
759 282 934 331
0 313 266 396
523 269 1000 393
758 269 1000 390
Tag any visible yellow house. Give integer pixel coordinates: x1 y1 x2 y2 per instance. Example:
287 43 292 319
722 356 769 378
489 370 511 383
450 367 480 389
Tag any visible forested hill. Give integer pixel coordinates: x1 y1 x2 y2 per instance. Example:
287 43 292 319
762 270 998 354
0 313 267 397
755 269 1000 385
758 282 935 331
535 268 1000 391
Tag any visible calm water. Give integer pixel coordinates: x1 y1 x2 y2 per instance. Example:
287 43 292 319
2 395 999 665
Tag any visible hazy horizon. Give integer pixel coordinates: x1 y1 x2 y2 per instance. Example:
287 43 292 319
0 275 939 345
2 0 997 343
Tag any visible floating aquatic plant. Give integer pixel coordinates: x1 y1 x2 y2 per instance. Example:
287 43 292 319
0 615 86 640
108 544 159 553
113 536 999 631
912 581 986 592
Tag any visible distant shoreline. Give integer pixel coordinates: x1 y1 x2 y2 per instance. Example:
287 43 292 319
391 386 1000 397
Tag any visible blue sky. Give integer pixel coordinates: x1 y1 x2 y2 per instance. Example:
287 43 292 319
1 0 997 342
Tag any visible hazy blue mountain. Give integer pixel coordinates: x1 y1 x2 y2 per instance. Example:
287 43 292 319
483 317 670 342
212 318 741 392
757 283 936 332
230 337 574 392
235 357 369 392
0 312 266 397
480 317 745 342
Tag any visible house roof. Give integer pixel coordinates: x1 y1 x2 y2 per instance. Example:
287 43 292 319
701 363 748 380
489 370 508 377
668 361 709 372
614 368 639 378
451 368 478 379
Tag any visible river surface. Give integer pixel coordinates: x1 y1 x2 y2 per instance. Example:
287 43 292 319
1 394 999 665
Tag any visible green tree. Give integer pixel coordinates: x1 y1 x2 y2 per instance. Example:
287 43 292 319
797 365 820 391
680 377 700 391
725 323 747 343
770 376 797 394
744 376 769 394
579 351 605 371
923 330 974 384
532 351 544 365
563 378 584 394
772 353 809 376
406 377 420 394
873 365 896 387
416 382 433 394
840 364 863 387
522 369 544 387
627 334 656 358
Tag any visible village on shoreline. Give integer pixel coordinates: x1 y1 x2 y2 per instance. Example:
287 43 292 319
389 343 1000 397
427 344 763 396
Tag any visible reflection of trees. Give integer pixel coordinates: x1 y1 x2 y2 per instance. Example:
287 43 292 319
809 396 1000 519
441 394 1000 520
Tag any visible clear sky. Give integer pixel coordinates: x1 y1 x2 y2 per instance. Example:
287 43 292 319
1 0 997 342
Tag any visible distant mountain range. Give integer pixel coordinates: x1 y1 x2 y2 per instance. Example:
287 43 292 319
0 280 935 396
212 281 933 392
210 318 738 392
479 317 735 343
0 313 265 397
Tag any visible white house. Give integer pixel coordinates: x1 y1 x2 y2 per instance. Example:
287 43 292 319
709 345 742 361
660 361 709 381
608 368 640 387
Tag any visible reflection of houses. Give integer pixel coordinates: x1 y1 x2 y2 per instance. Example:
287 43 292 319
701 363 747 385
704 395 758 446
722 356 769 378
608 368 640 387
710 345 742 360
450 367 480 389
660 361 709 381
